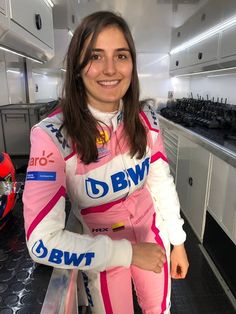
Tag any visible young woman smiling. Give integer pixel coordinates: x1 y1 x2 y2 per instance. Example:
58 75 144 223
23 11 189 314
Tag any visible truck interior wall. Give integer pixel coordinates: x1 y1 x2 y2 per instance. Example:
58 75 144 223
172 75 236 105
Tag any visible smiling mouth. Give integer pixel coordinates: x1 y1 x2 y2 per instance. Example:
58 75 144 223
97 80 120 86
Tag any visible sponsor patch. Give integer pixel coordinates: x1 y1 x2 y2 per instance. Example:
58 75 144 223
85 157 150 198
29 151 54 167
32 239 95 267
112 222 125 232
96 130 109 145
26 171 56 181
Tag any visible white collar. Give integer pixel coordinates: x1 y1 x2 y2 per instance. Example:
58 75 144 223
88 103 123 130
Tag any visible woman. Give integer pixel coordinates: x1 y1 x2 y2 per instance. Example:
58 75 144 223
23 11 189 314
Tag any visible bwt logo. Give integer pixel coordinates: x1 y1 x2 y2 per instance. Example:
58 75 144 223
85 157 150 198
31 240 95 266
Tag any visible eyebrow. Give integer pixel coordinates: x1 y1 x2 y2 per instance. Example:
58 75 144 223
91 48 131 52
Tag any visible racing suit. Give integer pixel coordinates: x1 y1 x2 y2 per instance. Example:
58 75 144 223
23 104 186 314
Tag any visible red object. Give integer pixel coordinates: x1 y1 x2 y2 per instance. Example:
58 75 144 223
0 152 16 227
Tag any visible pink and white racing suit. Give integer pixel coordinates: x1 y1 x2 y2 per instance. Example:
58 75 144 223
23 104 186 314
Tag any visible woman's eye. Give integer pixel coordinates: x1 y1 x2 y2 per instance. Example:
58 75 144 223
117 54 127 60
91 54 101 60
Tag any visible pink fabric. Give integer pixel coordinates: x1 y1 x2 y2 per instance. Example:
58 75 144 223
81 197 125 215
100 271 113 314
151 151 168 163
151 213 168 314
26 186 66 240
83 187 170 313
75 126 130 175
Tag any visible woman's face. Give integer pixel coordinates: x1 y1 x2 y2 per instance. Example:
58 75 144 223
81 26 133 112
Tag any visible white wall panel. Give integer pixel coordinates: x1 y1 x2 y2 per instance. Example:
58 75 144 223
138 53 171 103
32 72 62 102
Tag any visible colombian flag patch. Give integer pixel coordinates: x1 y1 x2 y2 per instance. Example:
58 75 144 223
112 222 125 232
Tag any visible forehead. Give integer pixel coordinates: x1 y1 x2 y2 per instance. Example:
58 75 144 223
86 26 129 50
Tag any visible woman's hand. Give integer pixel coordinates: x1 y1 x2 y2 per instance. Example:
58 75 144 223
131 243 166 273
170 243 189 279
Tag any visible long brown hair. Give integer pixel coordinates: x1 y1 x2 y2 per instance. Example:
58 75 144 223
61 11 147 164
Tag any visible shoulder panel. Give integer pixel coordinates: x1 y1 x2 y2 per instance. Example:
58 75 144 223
35 113 74 160
141 103 160 132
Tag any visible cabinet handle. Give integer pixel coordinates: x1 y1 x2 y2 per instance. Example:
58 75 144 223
188 177 193 186
35 14 42 30
201 13 206 21
198 52 203 60
175 60 179 67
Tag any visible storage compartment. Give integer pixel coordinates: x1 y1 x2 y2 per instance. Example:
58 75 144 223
207 155 236 244
0 101 57 155
161 127 178 179
176 135 211 241
203 211 236 298
188 34 219 66
10 0 54 48
0 0 54 62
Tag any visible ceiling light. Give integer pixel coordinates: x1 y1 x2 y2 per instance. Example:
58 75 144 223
7 70 21 74
174 66 236 77
68 30 74 37
0 45 44 64
170 14 236 55
45 0 54 8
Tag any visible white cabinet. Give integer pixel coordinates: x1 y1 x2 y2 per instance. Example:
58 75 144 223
207 155 236 245
9 0 54 48
169 0 236 75
67 0 79 32
219 24 236 61
188 34 219 66
176 135 211 241
161 126 178 180
170 50 190 71
0 0 54 61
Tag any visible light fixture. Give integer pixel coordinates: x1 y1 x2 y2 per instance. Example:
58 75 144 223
7 69 21 74
138 74 152 78
68 30 74 37
0 45 44 64
170 14 236 55
44 0 54 8
61 68 66 72
174 66 236 78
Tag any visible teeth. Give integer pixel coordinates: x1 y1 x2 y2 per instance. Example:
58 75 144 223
98 80 119 86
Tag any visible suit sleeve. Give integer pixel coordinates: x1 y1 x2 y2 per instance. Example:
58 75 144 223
145 118 186 246
23 126 132 271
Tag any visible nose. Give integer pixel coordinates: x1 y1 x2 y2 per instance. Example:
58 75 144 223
103 57 116 76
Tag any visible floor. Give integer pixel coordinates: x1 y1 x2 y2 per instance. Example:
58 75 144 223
0 166 235 314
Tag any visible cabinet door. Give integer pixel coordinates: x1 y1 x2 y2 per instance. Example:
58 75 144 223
220 25 236 60
67 0 79 32
176 136 211 240
188 34 219 66
170 50 190 71
208 155 236 244
2 110 30 155
10 0 54 48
